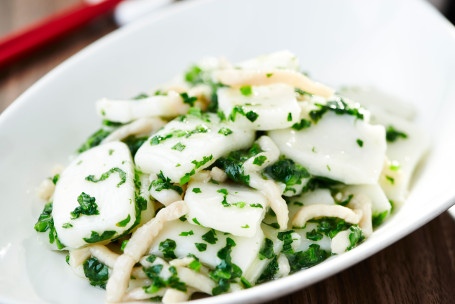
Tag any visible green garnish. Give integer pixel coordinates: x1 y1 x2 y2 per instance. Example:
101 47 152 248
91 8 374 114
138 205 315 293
70 192 99 219
253 155 267 166
258 238 275 260
159 239 177 259
265 157 310 193
116 214 131 227
179 230 194 236
150 171 183 194
83 257 109 289
309 98 364 123
386 126 408 142
202 229 218 244
85 167 127 187
209 238 242 296
83 230 116 243
180 92 197 107
195 243 207 252
240 85 252 96
291 119 312 130
218 127 233 136
78 129 112 153
171 142 186 151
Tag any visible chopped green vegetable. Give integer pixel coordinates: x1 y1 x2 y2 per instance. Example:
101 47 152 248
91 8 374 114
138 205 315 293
85 167 127 187
287 112 292 121
83 257 109 289
277 230 296 254
83 230 116 243
179 230 194 236
386 126 408 142
214 143 263 185
259 238 275 260
291 119 312 130
265 157 310 193
133 93 149 100
245 111 259 122
249 203 263 208
150 171 183 194
159 239 177 259
70 192 99 219
257 256 279 284
287 244 330 273
77 129 112 153
336 194 353 206
307 217 351 238
122 135 147 157
192 188 202 193
218 127 233 136
121 240 129 252
180 169 195 185
309 98 364 123
34 202 65 249
189 259 202 272
62 223 73 229
253 155 267 166
184 65 203 85
356 139 364 147
146 255 156 263
240 85 252 96
116 214 131 227
180 92 197 107
372 210 389 228
266 73 273 78
202 229 218 244
195 243 207 252
210 238 242 296
171 142 186 151
51 174 60 185
306 229 323 241
143 264 187 293
386 175 395 184
295 88 312 96
347 226 365 250
192 155 214 169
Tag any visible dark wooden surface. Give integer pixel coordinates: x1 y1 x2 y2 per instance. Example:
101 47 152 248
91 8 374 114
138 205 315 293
0 1 454 303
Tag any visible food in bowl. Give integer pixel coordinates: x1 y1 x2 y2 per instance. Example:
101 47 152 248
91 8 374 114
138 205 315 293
34 51 428 303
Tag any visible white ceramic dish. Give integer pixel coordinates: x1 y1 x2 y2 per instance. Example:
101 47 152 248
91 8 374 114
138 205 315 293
1 0 455 303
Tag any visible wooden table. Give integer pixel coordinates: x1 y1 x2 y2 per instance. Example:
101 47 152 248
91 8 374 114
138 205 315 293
1 1 454 303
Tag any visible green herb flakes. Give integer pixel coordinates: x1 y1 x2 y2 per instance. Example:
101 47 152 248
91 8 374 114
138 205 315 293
159 239 177 259
85 167 127 187
195 243 207 252
71 192 99 219
171 142 186 151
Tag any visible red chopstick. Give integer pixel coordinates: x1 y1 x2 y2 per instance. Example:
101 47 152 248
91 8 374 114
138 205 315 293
0 0 124 69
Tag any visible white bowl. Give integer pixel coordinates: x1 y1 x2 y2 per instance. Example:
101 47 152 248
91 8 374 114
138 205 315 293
1 0 455 303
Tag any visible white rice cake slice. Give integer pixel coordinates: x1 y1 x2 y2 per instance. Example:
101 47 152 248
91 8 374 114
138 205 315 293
376 115 429 205
148 220 264 273
53 142 137 248
339 86 417 121
235 50 299 71
268 112 387 184
217 84 301 131
96 91 188 123
341 184 392 218
185 181 267 237
135 113 255 183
